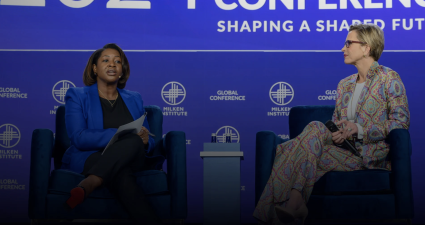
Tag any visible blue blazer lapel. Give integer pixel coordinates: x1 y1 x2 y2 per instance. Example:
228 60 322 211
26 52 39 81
118 88 139 120
88 83 104 129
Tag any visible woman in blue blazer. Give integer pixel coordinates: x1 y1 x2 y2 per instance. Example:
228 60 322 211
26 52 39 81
62 43 161 224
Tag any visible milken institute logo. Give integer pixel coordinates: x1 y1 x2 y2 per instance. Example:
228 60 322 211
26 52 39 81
216 126 240 143
0 124 21 148
52 80 76 104
270 82 295 106
162 82 186 105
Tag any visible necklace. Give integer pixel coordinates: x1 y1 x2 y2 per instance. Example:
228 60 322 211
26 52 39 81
98 89 118 107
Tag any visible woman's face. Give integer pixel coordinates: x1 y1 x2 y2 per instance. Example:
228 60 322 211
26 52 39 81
341 31 369 65
93 48 123 85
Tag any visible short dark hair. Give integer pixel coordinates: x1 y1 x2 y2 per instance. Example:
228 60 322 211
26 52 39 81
83 43 130 89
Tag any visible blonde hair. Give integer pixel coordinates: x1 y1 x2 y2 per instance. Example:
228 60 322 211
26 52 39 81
349 24 385 61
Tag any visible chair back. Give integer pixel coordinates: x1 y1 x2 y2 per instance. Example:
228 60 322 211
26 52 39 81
52 105 163 169
289 105 335 139
53 106 70 170
143 105 164 157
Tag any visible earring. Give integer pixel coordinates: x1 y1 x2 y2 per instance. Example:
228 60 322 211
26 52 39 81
363 55 367 58
119 76 122 78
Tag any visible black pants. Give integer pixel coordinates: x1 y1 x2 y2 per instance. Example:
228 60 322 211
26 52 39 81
82 133 161 224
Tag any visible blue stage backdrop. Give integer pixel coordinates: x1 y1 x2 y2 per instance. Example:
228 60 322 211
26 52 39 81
0 0 424 224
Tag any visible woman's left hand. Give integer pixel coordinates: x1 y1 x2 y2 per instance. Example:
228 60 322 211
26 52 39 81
137 126 149 145
336 120 358 139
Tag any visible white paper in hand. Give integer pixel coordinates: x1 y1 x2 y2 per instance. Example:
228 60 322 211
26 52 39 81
102 112 147 155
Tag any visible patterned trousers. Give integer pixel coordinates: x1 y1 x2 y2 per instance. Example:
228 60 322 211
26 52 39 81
253 121 365 224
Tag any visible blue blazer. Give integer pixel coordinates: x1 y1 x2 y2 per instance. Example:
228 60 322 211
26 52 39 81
61 83 154 173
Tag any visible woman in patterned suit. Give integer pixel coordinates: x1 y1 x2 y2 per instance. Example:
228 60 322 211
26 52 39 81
253 24 410 224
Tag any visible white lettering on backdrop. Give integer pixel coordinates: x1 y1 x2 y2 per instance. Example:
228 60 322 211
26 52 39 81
1 0 423 33
217 18 424 32
2 0 424 9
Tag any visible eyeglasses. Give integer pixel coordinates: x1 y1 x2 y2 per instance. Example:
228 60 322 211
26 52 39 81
345 40 367 48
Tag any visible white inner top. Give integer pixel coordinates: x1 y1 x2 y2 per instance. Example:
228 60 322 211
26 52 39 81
347 81 365 139
347 82 365 121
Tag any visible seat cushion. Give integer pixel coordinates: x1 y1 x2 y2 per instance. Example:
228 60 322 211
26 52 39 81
312 170 391 195
134 170 169 195
307 194 395 219
48 169 168 198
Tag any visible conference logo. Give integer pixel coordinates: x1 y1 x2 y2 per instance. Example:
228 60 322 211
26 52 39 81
210 90 246 101
0 179 25 190
269 82 294 106
0 124 20 149
318 90 337 101
52 80 75 104
162 82 186 105
0 87 28 99
216 126 240 143
161 82 188 116
278 134 290 140
267 82 294 116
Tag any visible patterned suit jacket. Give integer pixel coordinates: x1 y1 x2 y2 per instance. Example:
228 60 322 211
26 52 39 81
332 61 410 170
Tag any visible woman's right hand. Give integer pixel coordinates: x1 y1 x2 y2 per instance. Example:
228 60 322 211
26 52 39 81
137 126 149 145
331 128 345 145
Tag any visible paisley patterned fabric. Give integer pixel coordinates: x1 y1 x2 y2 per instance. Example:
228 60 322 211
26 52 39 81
331 61 410 169
253 62 410 223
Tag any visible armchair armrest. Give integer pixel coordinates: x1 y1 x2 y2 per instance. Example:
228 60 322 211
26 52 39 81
163 131 187 219
255 131 287 205
387 129 414 219
28 129 54 219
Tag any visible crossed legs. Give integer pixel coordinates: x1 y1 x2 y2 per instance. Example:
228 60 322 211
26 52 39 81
66 133 161 224
254 121 363 224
